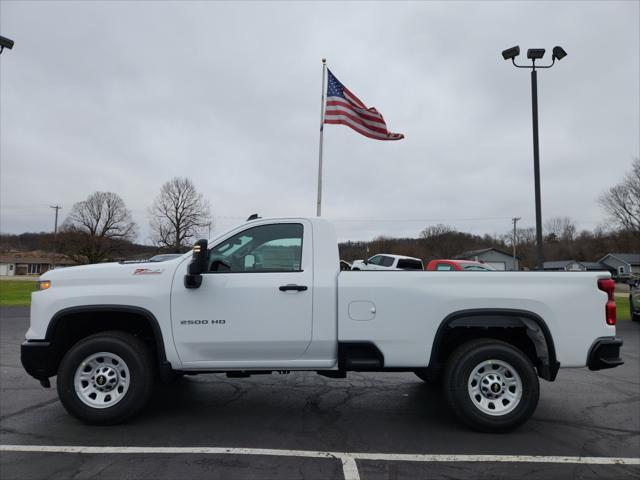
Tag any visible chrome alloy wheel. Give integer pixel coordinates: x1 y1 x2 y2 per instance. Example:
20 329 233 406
468 359 522 416
73 352 130 409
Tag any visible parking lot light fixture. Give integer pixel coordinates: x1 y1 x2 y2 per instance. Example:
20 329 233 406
526 48 546 60
502 46 520 61
502 45 567 270
0 35 14 54
552 46 568 61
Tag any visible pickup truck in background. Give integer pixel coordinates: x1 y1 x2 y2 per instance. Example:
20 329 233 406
21 217 623 432
351 254 424 271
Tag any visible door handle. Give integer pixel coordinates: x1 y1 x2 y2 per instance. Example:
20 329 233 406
279 284 308 292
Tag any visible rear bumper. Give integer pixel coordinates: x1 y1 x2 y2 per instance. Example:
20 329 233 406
21 340 57 381
587 337 623 371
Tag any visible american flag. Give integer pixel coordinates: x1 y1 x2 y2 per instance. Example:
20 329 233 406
324 69 404 141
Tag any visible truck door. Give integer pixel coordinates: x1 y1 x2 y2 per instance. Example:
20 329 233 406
170 220 313 367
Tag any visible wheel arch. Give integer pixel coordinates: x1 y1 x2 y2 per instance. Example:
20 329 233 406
429 308 559 381
45 305 172 378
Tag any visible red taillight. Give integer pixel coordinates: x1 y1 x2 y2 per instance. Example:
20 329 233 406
598 278 616 326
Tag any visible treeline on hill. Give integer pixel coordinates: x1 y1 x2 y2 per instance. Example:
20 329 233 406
339 222 639 270
1 219 637 269
0 231 162 261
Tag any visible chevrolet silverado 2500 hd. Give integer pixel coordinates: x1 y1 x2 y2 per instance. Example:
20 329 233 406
21 217 623 432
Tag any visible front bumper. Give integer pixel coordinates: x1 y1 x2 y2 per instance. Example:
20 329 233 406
587 337 623 371
21 340 57 383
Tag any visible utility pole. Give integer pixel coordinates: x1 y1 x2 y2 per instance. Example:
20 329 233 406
50 205 62 235
511 217 521 270
50 205 62 255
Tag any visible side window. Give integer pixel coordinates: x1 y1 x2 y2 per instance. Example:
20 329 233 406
397 259 423 270
208 223 303 273
380 256 395 267
436 263 453 271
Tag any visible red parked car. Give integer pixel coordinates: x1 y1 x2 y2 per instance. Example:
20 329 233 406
426 259 496 271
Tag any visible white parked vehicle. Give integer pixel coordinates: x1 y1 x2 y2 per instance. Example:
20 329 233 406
351 254 423 271
22 217 622 432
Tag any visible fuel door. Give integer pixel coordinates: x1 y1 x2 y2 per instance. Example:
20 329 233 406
348 301 376 321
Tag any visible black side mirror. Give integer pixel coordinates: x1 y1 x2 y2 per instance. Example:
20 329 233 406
184 239 208 289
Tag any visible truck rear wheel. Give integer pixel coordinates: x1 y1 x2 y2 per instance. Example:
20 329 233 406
444 339 539 433
57 331 155 425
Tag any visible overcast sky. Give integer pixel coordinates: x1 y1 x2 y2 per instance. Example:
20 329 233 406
1 1 638 243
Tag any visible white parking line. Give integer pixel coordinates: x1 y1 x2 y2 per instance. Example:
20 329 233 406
1 444 639 480
340 455 360 480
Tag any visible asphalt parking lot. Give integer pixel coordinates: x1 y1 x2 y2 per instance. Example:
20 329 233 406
1 306 639 479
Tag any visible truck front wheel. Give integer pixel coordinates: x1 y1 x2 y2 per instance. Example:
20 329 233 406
57 331 155 425
444 339 539 433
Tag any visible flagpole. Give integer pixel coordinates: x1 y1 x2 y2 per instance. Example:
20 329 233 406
316 58 327 217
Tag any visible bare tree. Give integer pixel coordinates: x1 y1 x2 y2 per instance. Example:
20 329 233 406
599 158 640 235
149 177 212 252
421 224 454 239
544 217 577 242
62 191 137 264
420 224 460 259
502 226 537 269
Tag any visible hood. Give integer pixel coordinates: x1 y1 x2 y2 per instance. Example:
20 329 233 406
40 259 184 285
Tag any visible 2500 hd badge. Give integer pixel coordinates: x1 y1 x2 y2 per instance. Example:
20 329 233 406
180 319 226 325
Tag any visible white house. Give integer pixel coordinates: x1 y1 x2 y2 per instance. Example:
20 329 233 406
0 253 75 276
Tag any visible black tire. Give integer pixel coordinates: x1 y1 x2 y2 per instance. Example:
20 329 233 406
57 331 155 425
444 339 539 433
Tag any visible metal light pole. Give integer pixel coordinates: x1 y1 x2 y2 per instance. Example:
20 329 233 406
502 46 567 270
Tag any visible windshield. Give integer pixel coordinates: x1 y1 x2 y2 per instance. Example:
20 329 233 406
148 254 182 262
462 264 496 271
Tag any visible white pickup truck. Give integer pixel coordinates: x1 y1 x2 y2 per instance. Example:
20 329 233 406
22 217 623 432
351 254 424 271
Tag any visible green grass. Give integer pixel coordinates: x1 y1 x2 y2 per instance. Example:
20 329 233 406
0 281 38 306
616 295 631 321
